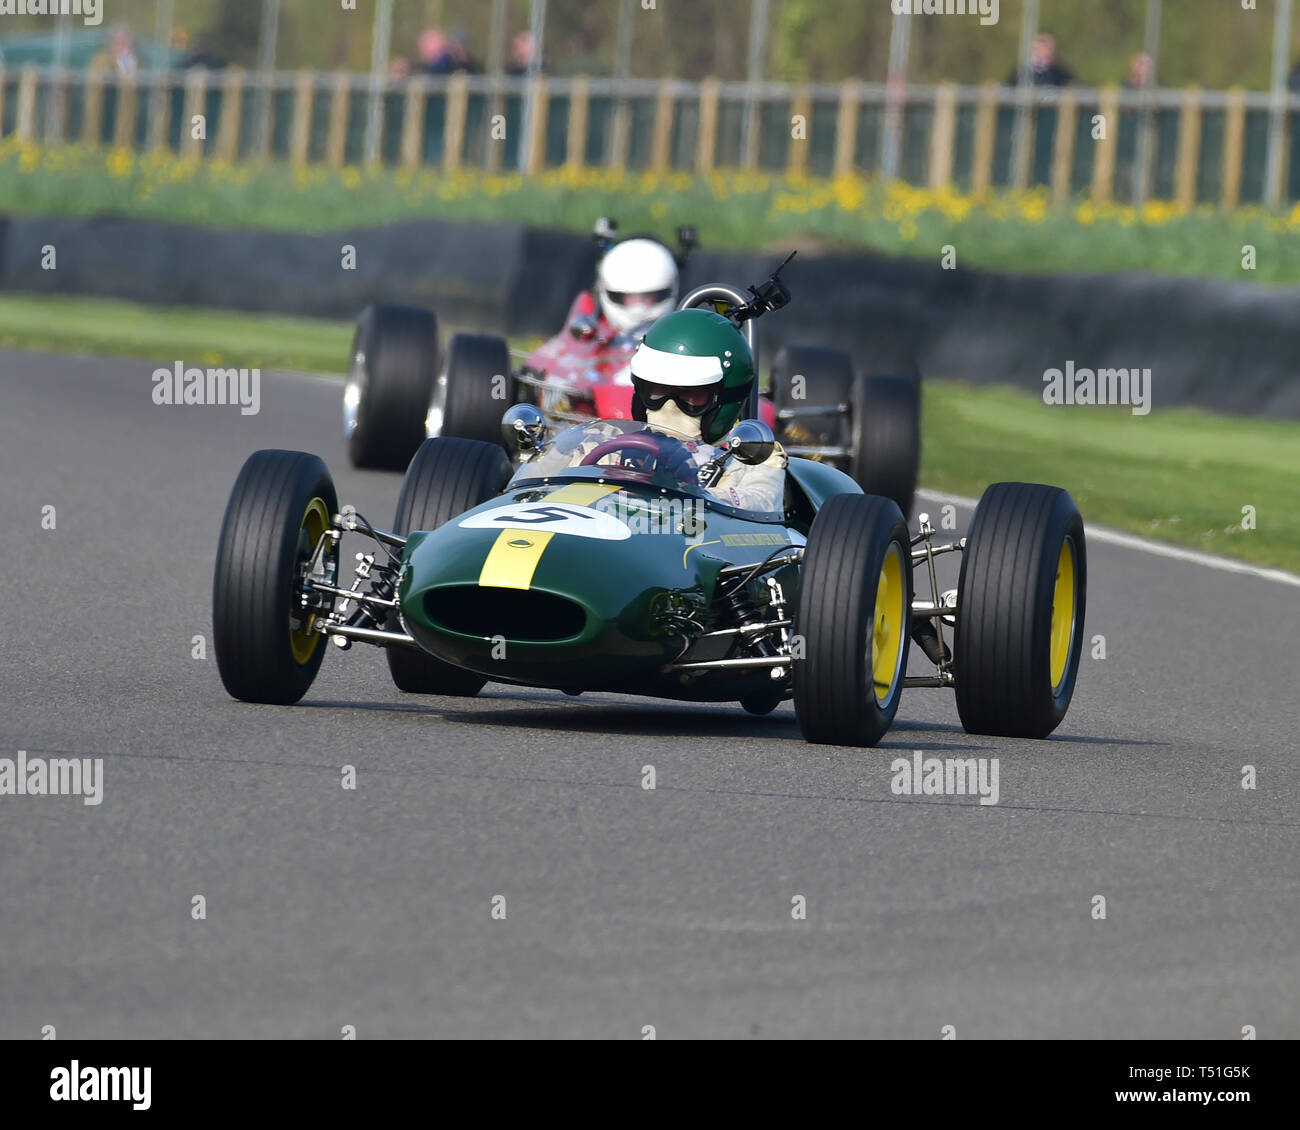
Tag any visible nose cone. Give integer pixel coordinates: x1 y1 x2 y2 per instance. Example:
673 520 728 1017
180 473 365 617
395 486 714 687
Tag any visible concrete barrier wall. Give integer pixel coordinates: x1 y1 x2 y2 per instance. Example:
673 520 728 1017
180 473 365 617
2 214 1296 418
0 215 594 331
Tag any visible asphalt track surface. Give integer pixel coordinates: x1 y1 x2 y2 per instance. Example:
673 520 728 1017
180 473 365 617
1 348 1296 1040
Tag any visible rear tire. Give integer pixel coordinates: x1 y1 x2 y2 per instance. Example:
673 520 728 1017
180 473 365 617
430 333 513 447
849 373 920 518
794 493 912 747
345 304 439 471
213 450 338 705
954 482 1087 738
387 437 513 695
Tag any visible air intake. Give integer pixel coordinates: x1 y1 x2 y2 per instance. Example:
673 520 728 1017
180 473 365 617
424 587 587 642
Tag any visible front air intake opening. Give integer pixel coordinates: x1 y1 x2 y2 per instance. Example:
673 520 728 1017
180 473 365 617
424 586 587 642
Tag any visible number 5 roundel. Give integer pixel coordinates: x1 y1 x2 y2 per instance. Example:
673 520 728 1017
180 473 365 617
459 502 631 541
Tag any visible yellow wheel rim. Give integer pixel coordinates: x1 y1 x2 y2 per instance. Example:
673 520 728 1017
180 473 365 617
289 497 331 665
872 544 906 707
1049 538 1077 692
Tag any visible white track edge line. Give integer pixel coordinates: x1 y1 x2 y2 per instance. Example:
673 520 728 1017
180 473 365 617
916 488 1300 589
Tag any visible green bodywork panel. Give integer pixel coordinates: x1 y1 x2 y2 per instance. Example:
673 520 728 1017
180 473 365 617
397 478 811 696
396 462 856 698
787 457 862 511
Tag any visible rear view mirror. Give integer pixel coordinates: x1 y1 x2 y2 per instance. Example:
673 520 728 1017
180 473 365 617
501 403 548 453
726 419 775 466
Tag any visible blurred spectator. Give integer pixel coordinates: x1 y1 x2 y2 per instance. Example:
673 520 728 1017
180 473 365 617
1006 33 1072 87
92 25 139 77
185 34 227 70
419 27 455 75
389 56 412 79
1288 59 1300 93
506 30 539 76
1126 51 1155 90
112 26 139 77
448 29 482 74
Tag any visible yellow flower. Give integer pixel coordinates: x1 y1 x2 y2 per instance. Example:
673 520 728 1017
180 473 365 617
1019 196 1048 223
1141 199 1174 226
105 147 134 179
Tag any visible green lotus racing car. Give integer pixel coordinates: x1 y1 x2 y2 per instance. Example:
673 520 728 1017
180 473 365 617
213 268 1086 747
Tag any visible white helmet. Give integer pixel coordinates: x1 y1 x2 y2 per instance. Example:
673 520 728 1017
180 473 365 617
596 238 679 334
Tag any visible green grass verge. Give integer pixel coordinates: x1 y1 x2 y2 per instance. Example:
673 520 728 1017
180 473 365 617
923 381 1300 574
3 294 1295 574
0 293 354 373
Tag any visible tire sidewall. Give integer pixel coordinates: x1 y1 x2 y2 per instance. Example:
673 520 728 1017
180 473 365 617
213 451 338 703
794 493 912 746
346 305 438 470
1038 504 1087 718
441 334 513 447
954 483 1087 737
849 373 920 517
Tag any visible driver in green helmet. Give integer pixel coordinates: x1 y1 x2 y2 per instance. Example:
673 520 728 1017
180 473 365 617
558 308 788 512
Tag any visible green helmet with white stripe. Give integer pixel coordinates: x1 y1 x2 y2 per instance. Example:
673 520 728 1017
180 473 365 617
629 309 754 444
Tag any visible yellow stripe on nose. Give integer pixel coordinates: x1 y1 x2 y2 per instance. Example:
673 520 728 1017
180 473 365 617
479 531 556 590
478 483 620 590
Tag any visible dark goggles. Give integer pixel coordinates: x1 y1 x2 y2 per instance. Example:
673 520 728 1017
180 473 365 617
632 377 719 418
607 287 674 308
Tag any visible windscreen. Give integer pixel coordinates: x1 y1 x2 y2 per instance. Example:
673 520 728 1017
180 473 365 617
507 420 784 520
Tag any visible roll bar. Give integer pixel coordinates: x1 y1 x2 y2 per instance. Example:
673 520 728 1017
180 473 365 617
676 253 795 420
677 283 762 420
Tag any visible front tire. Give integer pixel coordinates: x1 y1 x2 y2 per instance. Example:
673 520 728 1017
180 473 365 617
954 482 1087 738
345 304 439 471
387 437 513 695
213 450 338 704
794 493 912 747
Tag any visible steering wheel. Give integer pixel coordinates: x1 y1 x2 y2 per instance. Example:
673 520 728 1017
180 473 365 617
579 433 698 486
